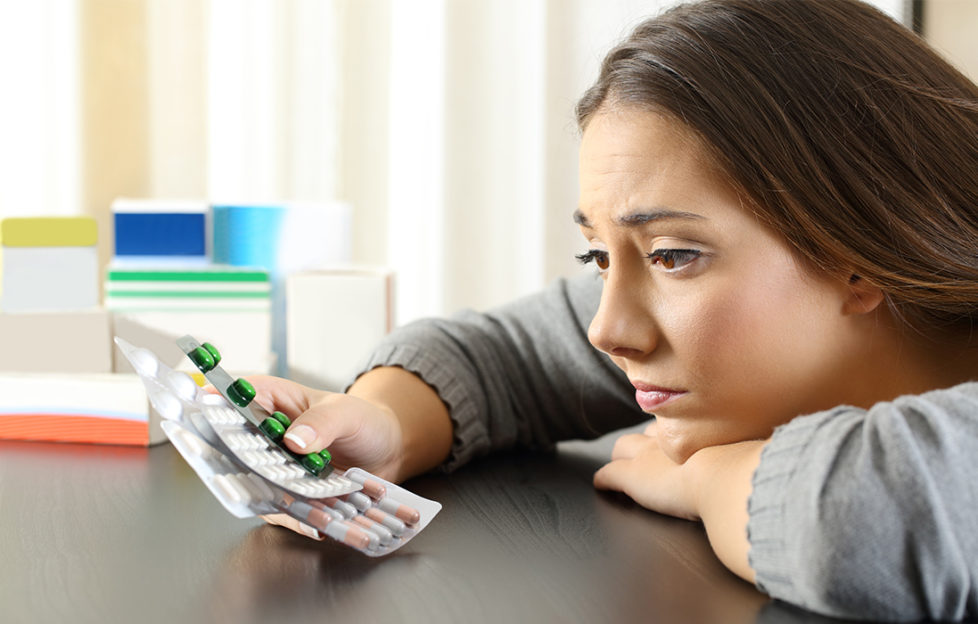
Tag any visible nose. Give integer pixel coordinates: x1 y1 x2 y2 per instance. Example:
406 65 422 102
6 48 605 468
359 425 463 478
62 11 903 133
587 271 658 359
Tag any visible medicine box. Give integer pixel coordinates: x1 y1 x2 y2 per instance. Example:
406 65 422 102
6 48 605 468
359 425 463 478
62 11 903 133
105 266 274 374
0 309 112 373
0 373 162 446
286 268 394 390
0 216 99 312
112 198 209 261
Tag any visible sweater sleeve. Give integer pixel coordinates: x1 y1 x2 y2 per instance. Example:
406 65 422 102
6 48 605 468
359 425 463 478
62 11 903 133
348 274 644 471
748 382 978 622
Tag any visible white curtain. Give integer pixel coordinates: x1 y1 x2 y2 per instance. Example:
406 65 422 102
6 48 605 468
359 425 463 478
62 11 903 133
0 0 914 325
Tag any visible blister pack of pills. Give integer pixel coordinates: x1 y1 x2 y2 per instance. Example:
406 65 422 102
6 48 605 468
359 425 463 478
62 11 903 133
115 335 441 556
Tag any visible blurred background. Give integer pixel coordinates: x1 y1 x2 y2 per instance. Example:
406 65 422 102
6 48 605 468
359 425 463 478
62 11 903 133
0 0 974 326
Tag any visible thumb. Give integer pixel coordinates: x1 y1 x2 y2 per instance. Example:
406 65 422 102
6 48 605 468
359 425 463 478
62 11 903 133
279 394 374 454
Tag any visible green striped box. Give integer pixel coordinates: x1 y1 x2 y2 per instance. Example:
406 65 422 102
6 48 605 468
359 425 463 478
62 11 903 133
104 267 271 312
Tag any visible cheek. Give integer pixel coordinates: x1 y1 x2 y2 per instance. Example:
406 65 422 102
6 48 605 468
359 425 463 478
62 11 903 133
665 270 837 391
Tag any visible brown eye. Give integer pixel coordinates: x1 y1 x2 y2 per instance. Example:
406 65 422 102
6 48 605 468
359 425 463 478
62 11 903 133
575 250 610 273
647 249 701 272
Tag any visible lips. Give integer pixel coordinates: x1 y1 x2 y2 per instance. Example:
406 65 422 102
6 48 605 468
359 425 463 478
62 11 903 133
632 381 686 412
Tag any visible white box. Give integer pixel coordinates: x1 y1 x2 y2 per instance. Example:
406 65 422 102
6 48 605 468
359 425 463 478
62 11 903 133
112 310 274 375
1 246 99 312
0 309 112 373
0 373 162 446
286 268 394 390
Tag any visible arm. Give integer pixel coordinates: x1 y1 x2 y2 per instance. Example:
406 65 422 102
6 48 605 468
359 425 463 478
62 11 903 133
592 420 764 582
351 275 643 471
747 383 978 621
597 384 978 622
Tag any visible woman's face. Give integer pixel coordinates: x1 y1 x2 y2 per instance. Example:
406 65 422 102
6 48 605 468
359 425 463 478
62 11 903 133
577 108 884 463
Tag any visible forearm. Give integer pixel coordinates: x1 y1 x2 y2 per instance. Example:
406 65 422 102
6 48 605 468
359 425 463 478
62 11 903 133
688 440 766 583
347 366 453 482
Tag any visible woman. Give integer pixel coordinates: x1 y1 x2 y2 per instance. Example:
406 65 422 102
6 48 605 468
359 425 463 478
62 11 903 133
257 0 978 620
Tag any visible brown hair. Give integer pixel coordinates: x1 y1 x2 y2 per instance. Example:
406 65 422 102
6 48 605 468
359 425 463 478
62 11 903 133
577 0 978 336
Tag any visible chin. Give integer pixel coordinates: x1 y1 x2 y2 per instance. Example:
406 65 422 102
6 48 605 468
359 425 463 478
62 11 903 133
654 421 705 465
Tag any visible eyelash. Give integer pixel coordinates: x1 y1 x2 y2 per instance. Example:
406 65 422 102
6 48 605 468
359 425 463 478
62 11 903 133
575 248 702 273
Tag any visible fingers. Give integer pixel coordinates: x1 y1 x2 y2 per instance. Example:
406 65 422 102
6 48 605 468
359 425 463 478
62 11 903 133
281 394 383 455
259 514 324 541
593 457 637 493
610 431 658 460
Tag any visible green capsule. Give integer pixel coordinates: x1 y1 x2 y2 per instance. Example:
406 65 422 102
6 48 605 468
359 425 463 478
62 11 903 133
227 378 256 407
187 346 215 373
201 342 221 366
271 411 291 428
301 452 326 475
259 417 286 441
319 449 332 465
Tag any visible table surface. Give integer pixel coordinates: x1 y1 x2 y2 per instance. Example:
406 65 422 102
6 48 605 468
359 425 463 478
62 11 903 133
0 428 864 624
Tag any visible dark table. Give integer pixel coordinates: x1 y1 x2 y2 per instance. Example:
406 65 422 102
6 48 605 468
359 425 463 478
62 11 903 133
0 428 859 624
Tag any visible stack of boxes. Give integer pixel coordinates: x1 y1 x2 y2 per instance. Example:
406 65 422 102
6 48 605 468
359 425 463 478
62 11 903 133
0 198 395 448
0 216 154 445
108 199 274 376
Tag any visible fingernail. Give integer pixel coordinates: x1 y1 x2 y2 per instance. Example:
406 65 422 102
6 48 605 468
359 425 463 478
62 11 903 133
284 424 316 450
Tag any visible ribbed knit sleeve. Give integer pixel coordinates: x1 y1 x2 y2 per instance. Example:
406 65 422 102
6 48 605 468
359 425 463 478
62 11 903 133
349 275 643 472
748 384 978 622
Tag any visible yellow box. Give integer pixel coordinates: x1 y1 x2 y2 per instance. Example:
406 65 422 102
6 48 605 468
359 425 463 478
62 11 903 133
0 216 98 247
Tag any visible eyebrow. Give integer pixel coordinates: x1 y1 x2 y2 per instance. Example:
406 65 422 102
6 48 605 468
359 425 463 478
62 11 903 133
572 208 705 228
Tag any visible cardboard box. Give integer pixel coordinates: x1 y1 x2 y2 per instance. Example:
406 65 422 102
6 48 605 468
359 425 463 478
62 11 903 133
0 373 162 446
0 309 112 373
286 268 394 390
1 216 99 312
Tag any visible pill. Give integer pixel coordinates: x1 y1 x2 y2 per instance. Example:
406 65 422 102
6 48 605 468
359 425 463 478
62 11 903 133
343 492 372 512
187 346 216 373
300 452 326 475
164 370 198 401
201 342 221 366
227 378 256 407
129 348 159 377
151 390 183 421
352 514 394 546
322 497 357 519
212 474 244 503
173 427 205 456
270 411 291 427
348 472 386 499
349 521 380 550
233 473 264 502
364 507 406 536
288 499 332 531
378 498 421 525
322 520 371 550
259 417 286 441
200 393 226 406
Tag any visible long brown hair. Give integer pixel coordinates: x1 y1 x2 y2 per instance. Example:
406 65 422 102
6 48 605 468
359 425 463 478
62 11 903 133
577 0 978 336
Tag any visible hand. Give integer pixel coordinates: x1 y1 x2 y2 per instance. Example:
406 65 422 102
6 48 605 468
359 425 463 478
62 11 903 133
594 420 766 582
229 375 404 540
593 420 701 520
242 375 405 481
229 367 453 540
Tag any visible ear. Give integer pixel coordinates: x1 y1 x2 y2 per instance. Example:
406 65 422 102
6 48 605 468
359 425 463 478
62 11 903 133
841 274 885 315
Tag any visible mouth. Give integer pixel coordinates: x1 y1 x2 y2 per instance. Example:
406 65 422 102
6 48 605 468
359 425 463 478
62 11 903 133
631 381 687 413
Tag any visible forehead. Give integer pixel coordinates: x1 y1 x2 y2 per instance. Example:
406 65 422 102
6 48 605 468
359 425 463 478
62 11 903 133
579 107 714 174
577 108 738 222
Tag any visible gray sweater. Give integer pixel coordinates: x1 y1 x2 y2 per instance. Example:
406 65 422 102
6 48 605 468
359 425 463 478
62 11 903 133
356 275 978 622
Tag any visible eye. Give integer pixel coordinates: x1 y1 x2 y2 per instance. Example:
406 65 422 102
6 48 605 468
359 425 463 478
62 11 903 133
646 248 701 272
575 249 610 272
